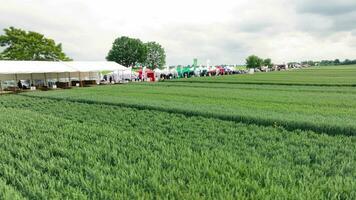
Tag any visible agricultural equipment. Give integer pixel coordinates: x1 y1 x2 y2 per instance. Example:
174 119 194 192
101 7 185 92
138 68 155 82
177 66 195 78
207 66 218 76
216 66 226 75
224 66 235 74
158 67 178 80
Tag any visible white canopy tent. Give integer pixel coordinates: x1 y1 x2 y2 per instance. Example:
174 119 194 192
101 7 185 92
108 67 135 82
0 61 128 90
62 61 128 82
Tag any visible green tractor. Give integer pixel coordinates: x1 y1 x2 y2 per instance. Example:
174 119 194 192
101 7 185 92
176 59 200 78
176 65 196 78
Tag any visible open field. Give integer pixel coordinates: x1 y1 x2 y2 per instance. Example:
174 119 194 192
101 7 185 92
1 65 356 198
0 95 355 199
171 65 356 86
24 82 356 136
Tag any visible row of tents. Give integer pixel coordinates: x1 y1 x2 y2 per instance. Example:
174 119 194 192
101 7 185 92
110 65 243 82
110 63 310 82
1 60 307 91
0 61 253 91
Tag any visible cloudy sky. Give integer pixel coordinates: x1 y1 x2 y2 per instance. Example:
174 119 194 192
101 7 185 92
1 0 355 65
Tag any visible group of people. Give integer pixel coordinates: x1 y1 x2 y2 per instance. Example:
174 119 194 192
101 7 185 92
17 80 31 89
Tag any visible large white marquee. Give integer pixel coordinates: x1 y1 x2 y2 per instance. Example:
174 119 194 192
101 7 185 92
0 61 129 89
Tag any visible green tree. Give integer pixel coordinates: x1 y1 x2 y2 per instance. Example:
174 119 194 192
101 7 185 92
263 58 273 67
0 27 71 61
144 42 166 69
106 36 147 67
246 55 263 68
334 59 340 65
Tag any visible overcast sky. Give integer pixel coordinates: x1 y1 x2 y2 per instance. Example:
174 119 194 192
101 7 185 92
1 0 356 65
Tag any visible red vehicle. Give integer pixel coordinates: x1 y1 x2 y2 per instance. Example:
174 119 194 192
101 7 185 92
216 66 225 75
138 68 155 82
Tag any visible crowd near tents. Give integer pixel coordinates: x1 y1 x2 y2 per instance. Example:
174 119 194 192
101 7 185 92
0 61 312 92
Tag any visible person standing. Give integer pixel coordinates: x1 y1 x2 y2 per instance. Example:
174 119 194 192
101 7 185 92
17 80 22 89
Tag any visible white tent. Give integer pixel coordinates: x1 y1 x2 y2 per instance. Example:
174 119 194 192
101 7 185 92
63 61 126 72
108 67 135 82
0 61 126 73
0 61 74 74
63 61 127 82
0 61 127 89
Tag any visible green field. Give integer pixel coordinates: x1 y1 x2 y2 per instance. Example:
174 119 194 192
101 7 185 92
172 65 356 86
1 66 356 199
24 82 356 136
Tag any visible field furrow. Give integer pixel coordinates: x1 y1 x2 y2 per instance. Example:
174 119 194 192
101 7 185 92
0 95 355 198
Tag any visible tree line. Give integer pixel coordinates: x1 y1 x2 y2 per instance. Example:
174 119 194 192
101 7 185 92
288 59 356 66
318 59 356 66
106 36 166 69
2 27 355 69
245 55 273 68
0 27 166 69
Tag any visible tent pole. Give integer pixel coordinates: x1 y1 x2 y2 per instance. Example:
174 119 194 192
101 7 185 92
68 72 71 87
79 71 82 87
30 73 33 87
44 73 47 87
15 74 18 90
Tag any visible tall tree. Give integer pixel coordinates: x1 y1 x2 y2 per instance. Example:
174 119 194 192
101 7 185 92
144 42 166 69
106 36 147 67
0 27 71 61
334 59 340 65
246 55 263 68
263 58 273 67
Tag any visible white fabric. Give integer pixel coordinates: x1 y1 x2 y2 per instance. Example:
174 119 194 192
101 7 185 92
107 66 133 82
63 61 127 72
0 61 127 74
0 61 73 74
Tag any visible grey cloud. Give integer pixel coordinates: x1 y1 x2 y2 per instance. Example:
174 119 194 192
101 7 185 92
293 0 356 35
296 13 356 37
296 0 356 16
1 0 356 65
151 24 249 65
331 12 356 31
239 21 272 33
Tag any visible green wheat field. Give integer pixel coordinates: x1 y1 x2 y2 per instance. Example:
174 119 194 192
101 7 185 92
0 66 355 199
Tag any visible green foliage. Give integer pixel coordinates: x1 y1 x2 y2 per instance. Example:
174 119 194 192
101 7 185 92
301 60 317 66
144 42 166 69
246 55 263 68
1 65 356 198
300 59 356 66
263 58 273 67
106 36 147 67
0 27 71 61
0 95 355 198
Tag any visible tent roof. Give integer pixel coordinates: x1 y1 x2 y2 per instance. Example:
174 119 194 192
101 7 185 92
63 61 127 72
0 61 73 74
0 61 127 74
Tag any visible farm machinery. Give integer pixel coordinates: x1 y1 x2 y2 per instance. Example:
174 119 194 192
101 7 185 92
155 67 178 80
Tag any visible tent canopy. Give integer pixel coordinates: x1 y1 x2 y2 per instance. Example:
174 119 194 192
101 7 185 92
0 61 127 74
64 61 127 72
